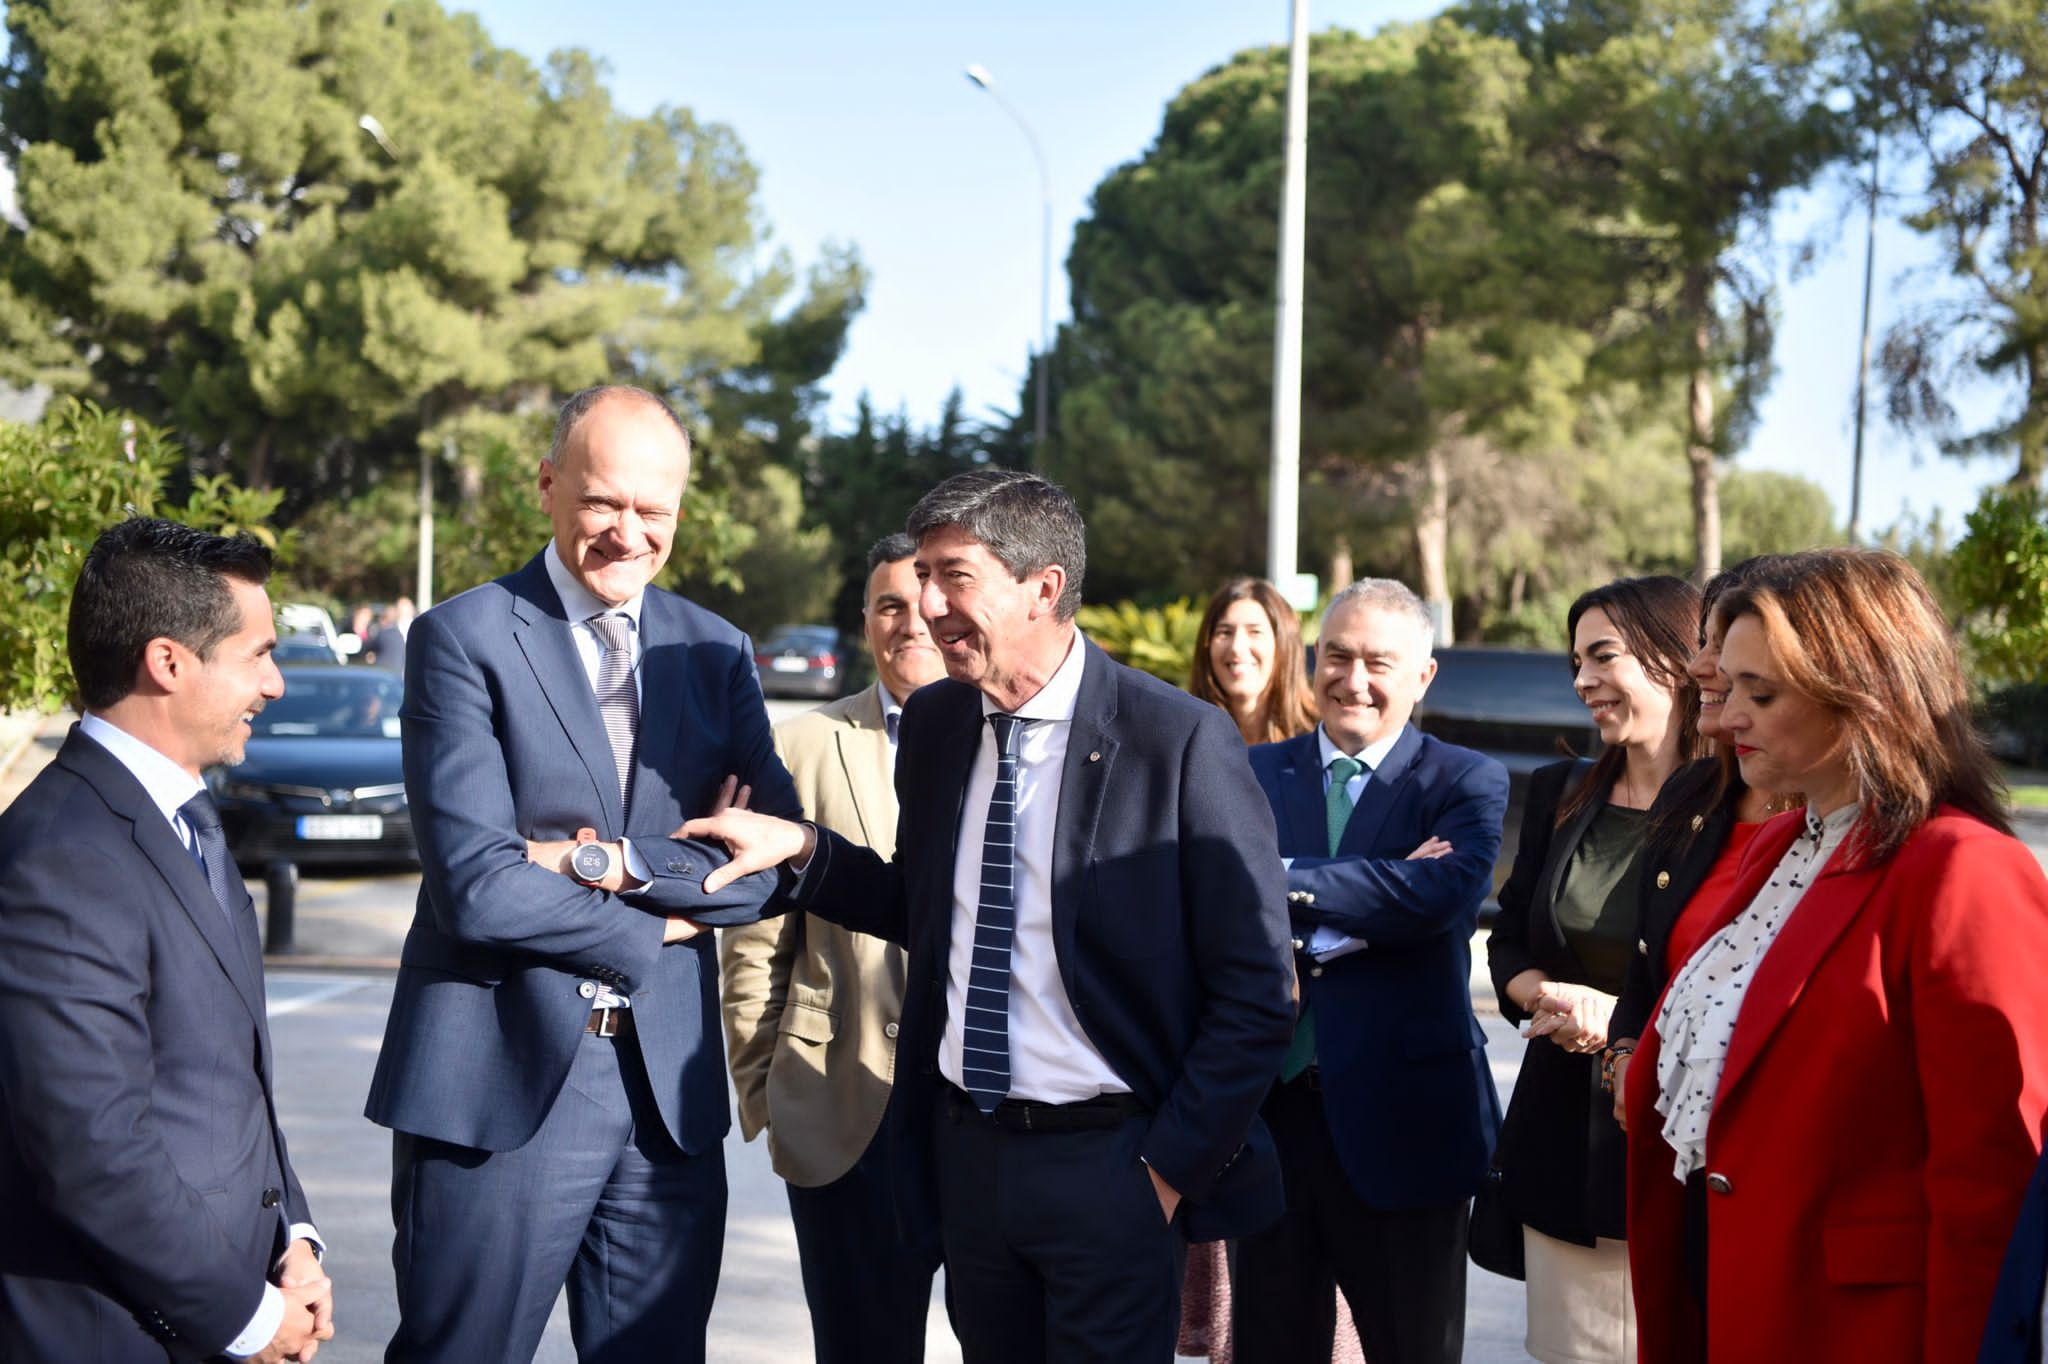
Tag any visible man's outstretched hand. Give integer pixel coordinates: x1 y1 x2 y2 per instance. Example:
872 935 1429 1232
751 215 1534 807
675 809 815 893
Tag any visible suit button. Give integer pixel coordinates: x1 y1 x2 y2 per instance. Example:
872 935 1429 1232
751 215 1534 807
261 1188 281 1208
1656 871 1671 889
1705 1172 1733 1196
1637 939 1648 956
1309 966 1324 978
1690 814 1705 832
884 1022 900 1039
578 981 598 1000
1303 893 1316 905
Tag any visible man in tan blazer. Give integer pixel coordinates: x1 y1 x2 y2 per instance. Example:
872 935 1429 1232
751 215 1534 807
722 533 947 1362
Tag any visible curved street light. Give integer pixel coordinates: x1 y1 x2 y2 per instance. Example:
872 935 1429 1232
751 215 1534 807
964 64 1052 457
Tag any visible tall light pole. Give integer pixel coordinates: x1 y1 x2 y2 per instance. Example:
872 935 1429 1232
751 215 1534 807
360 112 435 608
965 64 1052 457
1268 2 1310 595
1849 137 1879 546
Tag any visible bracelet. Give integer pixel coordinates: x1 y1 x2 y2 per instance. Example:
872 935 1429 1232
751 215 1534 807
1599 1044 1635 1095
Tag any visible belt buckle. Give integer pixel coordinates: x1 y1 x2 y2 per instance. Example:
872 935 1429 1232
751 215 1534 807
589 1006 622 1037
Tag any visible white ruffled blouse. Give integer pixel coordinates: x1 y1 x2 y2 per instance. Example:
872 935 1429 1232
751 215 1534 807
1652 802 1858 1181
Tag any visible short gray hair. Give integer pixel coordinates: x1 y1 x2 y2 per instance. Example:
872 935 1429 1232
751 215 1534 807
906 469 1086 621
546 385 692 465
1322 578 1436 654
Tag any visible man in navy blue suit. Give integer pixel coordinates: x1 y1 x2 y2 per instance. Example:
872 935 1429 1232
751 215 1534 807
684 470 1296 1363
1233 578 1508 1364
0 518 333 1362
365 386 796 1363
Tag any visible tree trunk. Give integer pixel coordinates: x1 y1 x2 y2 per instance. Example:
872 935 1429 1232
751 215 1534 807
244 428 272 489
1684 269 1722 582
1413 443 1452 645
1328 534 1354 597
2016 338 2047 488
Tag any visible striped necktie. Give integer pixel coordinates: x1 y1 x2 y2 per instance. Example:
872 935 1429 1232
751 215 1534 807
961 712 1028 1113
1280 754 1364 1083
587 612 638 807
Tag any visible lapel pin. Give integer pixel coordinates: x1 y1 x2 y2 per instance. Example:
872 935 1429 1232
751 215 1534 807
1088 751 1101 763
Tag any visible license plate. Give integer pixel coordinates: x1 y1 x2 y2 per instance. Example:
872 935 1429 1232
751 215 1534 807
771 657 808 672
297 814 383 840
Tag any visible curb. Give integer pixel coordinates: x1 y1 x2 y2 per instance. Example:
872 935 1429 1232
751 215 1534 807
0 711 51 783
263 955 401 972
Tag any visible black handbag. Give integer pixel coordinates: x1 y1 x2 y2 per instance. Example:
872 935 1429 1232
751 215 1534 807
1468 1165 1525 1280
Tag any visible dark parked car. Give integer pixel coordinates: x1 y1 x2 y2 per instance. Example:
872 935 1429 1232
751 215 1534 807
1417 646 1601 904
754 625 852 700
210 666 416 868
272 632 346 665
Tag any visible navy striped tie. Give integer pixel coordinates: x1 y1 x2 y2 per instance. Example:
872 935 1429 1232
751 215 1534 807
961 712 1028 1113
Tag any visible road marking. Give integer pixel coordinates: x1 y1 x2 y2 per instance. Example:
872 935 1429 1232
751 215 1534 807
264 973 372 1017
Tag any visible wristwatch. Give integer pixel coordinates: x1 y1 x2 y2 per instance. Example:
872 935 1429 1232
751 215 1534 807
569 827 618 887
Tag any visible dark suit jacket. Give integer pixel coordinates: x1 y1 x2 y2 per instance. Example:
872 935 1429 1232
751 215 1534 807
1487 756 1640 1243
1250 725 1509 1211
1981 1147 2048 1364
792 638 1296 1241
0 729 311 1360
1610 758 1738 1045
365 551 794 1154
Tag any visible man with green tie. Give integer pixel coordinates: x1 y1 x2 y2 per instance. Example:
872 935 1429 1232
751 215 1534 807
1236 579 1510 1364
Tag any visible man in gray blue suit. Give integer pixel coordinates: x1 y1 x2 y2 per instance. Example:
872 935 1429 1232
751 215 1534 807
365 385 798 1363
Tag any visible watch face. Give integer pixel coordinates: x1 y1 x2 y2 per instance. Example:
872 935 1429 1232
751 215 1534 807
570 841 611 883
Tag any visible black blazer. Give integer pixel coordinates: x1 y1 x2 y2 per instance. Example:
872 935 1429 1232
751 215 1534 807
1980 1145 2048 1364
794 638 1296 1241
0 730 311 1359
1485 756 1634 1244
1610 758 1739 1043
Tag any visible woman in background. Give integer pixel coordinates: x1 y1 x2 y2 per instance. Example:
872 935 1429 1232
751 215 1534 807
1626 549 2048 1363
1487 575 1705 1364
1179 576 1354 1364
1607 556 1807 1126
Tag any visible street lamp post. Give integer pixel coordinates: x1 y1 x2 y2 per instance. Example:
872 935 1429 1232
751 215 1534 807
965 64 1052 457
1268 2 1309 596
360 111 434 609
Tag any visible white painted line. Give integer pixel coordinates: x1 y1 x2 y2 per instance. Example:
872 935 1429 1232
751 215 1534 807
264 973 371 1017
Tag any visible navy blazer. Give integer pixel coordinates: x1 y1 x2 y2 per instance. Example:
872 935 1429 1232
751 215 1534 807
366 551 794 1154
0 730 311 1360
793 638 1297 1241
1250 725 1508 1211
1981 1147 2048 1364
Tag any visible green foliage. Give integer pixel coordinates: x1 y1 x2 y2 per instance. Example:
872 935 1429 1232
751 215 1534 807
1951 486 2048 686
677 465 837 638
0 399 289 712
1074 598 1204 686
0 0 862 530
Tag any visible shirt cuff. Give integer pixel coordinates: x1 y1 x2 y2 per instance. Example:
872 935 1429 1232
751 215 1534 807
288 1223 324 1260
619 838 652 893
788 822 821 885
224 1283 283 1358
1307 926 1368 961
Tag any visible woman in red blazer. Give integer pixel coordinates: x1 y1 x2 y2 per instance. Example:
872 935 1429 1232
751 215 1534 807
1625 548 2048 1364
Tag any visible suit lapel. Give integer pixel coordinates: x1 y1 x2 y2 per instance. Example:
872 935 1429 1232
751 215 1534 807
629 593 687 831
1538 770 1605 954
507 554 622 831
58 733 267 1031
832 687 894 851
1053 643 1120 972
925 686 987 970
1337 725 1424 857
1716 835 1884 1105
1278 732 1327 858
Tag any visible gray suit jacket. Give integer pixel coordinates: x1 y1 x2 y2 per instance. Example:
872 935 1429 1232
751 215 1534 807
721 685 908 1186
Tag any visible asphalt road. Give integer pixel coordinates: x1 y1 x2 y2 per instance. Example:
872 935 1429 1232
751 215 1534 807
257 861 1537 1363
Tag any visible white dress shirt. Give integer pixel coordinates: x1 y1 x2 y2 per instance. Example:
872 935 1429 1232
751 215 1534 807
940 634 1127 1102
542 546 649 1009
1300 724 1404 962
75 713 322 1359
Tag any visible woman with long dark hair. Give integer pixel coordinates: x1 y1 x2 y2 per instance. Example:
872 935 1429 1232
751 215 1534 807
1625 549 2048 1362
1486 575 1705 1363
1188 577 1318 746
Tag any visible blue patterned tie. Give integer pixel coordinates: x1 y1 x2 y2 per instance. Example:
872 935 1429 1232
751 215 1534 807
177 791 242 927
961 712 1029 1113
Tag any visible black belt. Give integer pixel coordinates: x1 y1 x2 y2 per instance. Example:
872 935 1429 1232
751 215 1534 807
585 1006 632 1038
943 1082 1147 1133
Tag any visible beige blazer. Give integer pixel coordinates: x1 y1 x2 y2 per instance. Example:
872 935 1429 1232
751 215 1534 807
719 684 907 1187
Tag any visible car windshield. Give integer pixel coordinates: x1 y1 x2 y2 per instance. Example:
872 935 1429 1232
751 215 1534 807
763 627 836 653
254 673 405 739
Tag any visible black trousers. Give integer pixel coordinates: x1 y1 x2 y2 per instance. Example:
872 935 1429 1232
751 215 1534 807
1232 1074 1468 1364
786 1094 945 1364
933 1088 1186 1363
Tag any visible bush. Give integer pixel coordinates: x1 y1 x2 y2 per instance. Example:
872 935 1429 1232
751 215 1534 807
0 400 289 712
1075 598 1203 686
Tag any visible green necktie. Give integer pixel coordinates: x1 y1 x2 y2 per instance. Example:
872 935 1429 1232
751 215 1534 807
1280 754 1363 1082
